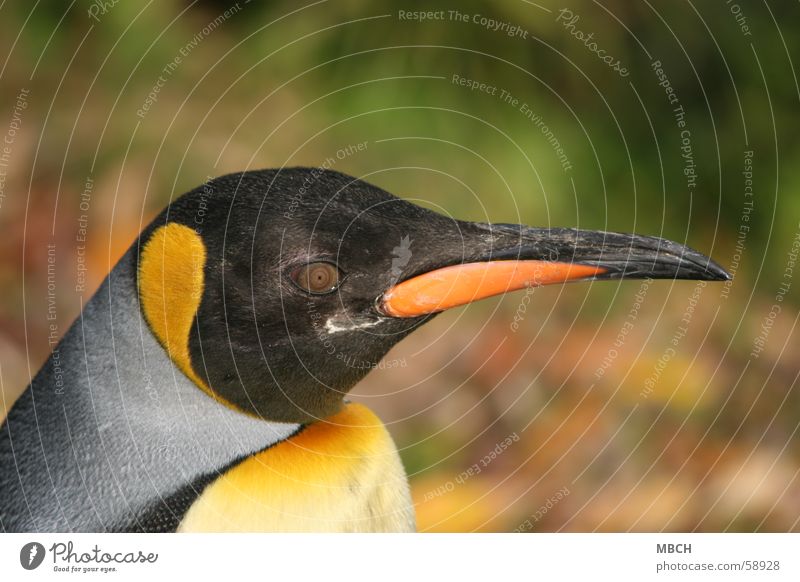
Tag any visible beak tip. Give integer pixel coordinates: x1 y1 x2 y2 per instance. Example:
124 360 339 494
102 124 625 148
700 259 732 282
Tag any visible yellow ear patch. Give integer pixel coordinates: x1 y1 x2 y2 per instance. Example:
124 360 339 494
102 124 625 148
138 223 235 409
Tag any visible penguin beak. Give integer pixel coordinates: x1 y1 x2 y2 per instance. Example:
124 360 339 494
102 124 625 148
379 225 730 318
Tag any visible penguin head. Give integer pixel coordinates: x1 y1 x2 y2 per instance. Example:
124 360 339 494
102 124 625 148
138 168 729 423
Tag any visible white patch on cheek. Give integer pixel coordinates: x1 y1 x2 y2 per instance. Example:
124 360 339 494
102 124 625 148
324 317 387 335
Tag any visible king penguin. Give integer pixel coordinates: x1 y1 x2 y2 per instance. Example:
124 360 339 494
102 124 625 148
0 168 729 532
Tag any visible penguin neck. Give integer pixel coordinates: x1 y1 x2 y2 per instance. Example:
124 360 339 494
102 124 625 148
138 222 249 414
114 241 299 447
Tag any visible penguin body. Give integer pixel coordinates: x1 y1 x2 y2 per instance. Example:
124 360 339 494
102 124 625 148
0 168 727 532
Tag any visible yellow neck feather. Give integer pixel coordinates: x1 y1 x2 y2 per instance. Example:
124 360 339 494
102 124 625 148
178 402 415 532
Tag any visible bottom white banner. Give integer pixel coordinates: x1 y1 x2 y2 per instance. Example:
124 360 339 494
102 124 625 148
1 533 797 581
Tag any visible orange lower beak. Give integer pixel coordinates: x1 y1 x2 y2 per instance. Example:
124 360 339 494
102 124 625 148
380 260 606 318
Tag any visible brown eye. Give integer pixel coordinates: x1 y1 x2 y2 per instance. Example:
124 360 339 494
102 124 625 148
290 262 342 294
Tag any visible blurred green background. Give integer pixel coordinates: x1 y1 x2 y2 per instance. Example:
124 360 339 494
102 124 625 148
1 0 799 531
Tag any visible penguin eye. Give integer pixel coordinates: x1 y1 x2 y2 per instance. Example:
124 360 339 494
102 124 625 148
290 262 342 295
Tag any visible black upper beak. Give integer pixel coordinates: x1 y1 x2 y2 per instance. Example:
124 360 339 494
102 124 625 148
486 225 731 282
